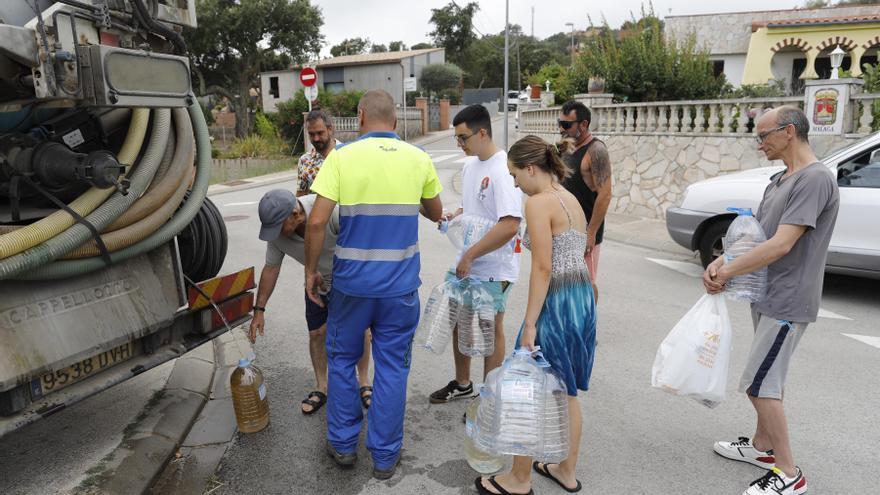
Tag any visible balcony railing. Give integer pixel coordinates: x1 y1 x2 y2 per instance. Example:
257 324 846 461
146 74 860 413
519 94 880 136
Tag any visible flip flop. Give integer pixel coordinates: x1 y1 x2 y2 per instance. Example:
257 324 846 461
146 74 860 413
360 386 372 409
532 462 582 493
301 390 327 415
473 475 534 495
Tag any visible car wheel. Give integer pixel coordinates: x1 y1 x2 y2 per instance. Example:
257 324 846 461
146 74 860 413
698 219 732 268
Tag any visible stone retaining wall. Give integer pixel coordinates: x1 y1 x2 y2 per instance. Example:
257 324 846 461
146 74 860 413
517 130 856 219
599 133 855 219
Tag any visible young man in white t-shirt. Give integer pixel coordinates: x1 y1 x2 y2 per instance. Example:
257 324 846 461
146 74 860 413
429 105 523 404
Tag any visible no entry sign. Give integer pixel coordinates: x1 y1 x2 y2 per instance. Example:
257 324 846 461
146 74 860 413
300 67 317 87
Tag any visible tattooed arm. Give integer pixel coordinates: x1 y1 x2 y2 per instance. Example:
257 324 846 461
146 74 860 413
582 140 612 253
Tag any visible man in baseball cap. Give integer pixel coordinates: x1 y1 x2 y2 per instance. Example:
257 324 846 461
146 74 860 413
250 189 373 415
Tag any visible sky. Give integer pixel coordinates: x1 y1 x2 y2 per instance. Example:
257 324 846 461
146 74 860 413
311 0 805 56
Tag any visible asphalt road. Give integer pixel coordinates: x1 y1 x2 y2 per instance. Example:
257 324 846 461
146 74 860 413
3 118 877 494
209 135 880 494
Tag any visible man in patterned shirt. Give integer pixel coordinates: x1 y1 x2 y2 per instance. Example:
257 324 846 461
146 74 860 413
297 110 340 197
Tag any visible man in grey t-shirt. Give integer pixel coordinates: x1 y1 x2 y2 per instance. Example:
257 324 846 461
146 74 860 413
703 107 839 495
248 190 373 415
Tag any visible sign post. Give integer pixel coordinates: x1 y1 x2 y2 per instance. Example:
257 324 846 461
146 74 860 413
403 77 417 141
300 67 317 111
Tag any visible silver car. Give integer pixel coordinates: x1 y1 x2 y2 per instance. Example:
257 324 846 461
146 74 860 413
666 131 880 279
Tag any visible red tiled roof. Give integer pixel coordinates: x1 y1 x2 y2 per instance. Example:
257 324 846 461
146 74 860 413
752 14 880 30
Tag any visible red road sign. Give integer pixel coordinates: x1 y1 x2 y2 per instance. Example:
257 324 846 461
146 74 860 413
300 67 317 87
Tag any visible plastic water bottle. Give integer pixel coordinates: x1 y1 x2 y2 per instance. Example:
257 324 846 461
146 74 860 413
722 208 768 303
472 368 501 454
464 390 505 473
419 280 462 354
457 280 497 357
535 364 570 463
230 355 269 433
491 348 545 456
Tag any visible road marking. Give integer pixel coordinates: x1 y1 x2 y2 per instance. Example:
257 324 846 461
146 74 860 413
645 257 703 278
818 308 853 321
453 157 468 163
842 333 880 349
430 153 460 164
222 201 258 207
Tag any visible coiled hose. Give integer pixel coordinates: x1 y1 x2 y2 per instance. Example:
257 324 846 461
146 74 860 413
16 102 212 280
104 107 192 232
0 109 171 280
64 108 194 258
0 109 150 259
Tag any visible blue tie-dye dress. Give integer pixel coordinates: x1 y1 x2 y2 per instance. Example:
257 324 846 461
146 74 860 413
517 195 597 396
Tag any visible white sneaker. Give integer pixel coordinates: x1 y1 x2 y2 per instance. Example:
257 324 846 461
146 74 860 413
714 436 776 469
743 467 808 495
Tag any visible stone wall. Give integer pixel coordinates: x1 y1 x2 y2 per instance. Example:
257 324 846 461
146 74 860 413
599 133 855 219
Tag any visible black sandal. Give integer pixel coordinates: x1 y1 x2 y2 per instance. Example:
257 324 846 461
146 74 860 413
301 391 327 415
360 386 372 409
473 475 534 495
532 461 582 493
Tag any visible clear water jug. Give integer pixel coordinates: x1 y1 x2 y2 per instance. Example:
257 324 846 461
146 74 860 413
464 390 505 473
722 208 768 303
457 279 497 357
230 355 269 433
446 214 516 266
535 366 570 463
419 279 463 354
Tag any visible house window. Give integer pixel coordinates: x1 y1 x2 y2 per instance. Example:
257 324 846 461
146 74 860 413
269 76 279 99
712 60 725 78
324 82 344 94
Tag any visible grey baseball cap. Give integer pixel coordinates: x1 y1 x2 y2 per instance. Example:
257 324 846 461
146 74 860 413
258 189 296 241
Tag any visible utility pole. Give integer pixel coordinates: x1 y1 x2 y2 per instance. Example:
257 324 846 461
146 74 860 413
531 6 534 38
565 22 575 66
503 0 509 150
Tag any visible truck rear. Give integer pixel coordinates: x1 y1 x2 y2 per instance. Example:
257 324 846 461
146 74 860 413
0 1 252 436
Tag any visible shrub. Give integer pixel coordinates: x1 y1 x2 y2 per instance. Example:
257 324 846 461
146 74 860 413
224 135 288 159
574 7 726 102
528 62 575 104
272 89 364 152
254 112 279 140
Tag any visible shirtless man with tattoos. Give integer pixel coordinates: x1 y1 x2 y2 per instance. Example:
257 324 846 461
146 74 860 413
557 100 612 300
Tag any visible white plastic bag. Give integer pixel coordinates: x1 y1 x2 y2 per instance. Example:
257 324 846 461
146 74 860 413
651 294 732 408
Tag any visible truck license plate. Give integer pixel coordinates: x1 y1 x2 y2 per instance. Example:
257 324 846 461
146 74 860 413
30 342 135 400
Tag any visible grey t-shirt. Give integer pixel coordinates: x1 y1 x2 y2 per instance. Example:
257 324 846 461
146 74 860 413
265 194 339 285
753 162 839 323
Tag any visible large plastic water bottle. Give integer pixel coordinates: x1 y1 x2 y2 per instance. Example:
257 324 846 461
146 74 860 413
419 279 462 353
490 348 545 456
446 215 516 267
464 388 505 473
457 279 497 357
722 208 768 303
535 363 570 463
230 354 269 433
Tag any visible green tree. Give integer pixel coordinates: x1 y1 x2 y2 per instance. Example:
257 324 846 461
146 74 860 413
330 37 371 57
411 42 434 50
420 63 463 96
428 2 479 65
371 44 388 53
574 8 725 101
528 62 574 104
185 0 323 137
389 41 407 51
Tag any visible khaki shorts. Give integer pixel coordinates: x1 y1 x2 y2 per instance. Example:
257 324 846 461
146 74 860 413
739 308 807 399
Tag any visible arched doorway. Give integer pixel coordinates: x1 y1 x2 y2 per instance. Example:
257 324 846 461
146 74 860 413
771 46 809 95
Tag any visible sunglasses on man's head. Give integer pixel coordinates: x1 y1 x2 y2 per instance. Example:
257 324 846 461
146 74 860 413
557 119 583 130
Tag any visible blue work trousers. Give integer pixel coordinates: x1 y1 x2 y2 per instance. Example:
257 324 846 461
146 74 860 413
325 288 419 470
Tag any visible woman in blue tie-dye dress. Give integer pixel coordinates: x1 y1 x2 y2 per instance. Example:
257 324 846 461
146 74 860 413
475 135 596 495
